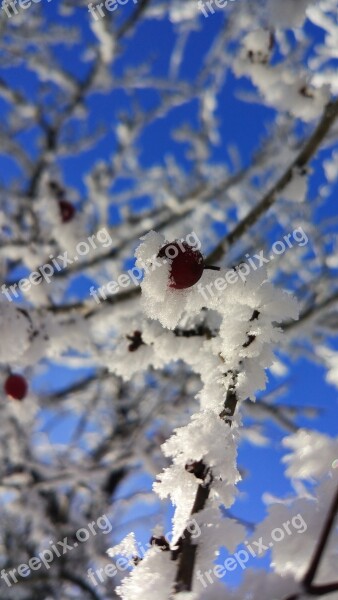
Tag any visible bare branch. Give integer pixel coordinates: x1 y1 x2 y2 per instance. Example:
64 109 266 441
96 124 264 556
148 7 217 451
208 98 338 263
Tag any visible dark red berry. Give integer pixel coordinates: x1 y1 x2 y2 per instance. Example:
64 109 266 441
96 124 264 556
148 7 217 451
158 242 205 289
4 374 28 401
58 200 75 223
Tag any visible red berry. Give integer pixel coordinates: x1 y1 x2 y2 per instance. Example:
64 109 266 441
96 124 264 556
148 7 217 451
59 200 75 223
158 242 205 289
4 374 28 401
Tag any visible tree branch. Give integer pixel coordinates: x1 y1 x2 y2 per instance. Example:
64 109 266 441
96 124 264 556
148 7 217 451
284 483 338 600
283 289 338 332
308 582 338 596
207 98 338 263
303 484 338 590
173 309 260 593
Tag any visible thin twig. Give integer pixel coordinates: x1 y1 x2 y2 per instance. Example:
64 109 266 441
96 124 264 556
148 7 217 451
284 484 338 600
303 485 338 589
207 98 338 263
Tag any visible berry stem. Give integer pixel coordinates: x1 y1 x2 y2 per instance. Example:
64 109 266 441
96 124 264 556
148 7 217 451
204 265 221 271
